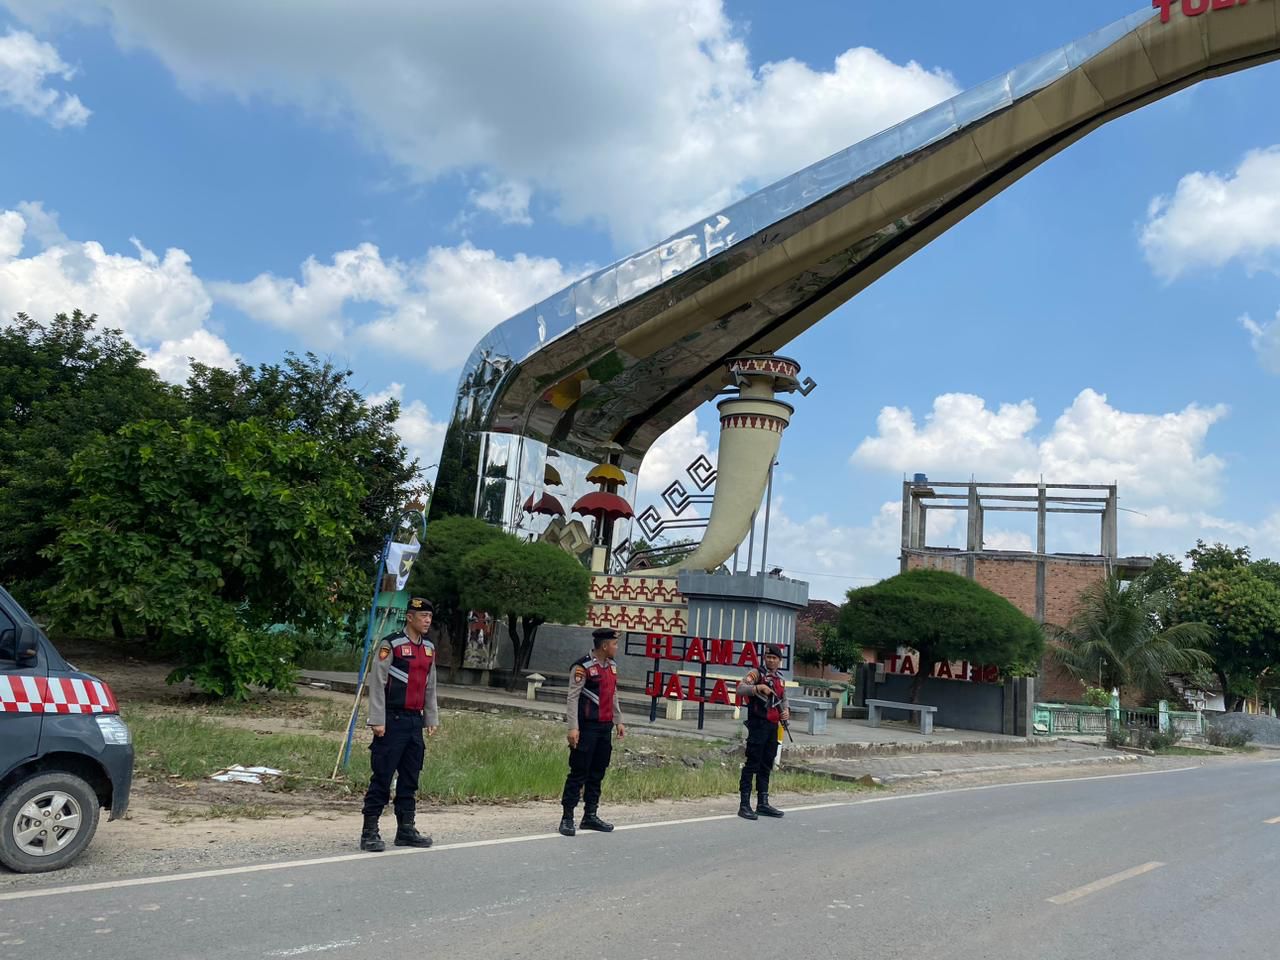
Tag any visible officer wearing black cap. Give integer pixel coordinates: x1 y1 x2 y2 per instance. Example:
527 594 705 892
359 596 439 852
735 643 790 820
559 627 626 837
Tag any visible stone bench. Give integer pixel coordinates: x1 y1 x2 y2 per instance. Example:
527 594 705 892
866 698 938 735
786 695 834 735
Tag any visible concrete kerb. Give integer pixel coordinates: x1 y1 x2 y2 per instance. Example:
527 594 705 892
791 752 1141 786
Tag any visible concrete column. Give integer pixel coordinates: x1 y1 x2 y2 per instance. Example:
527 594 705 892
1102 485 1118 558
900 481 912 572
1036 481 1047 554
966 483 980 551
918 505 927 549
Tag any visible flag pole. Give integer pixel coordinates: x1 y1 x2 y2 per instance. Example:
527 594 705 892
333 508 429 778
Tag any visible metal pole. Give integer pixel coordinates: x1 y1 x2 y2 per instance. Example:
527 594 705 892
746 509 757 573
759 461 775 573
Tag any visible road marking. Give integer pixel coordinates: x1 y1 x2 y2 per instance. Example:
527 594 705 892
0 762 1247 903
1047 862 1165 905
265 939 363 956
1266 816 1280 824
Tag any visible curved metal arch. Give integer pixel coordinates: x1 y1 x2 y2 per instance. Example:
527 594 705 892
435 1 1280 520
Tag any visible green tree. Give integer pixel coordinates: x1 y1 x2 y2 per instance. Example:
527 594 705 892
405 515 507 675
838 569 1043 702
45 418 368 698
459 539 591 691
1176 541 1280 711
184 353 417 568
1048 574 1212 702
0 312 181 609
814 623 862 675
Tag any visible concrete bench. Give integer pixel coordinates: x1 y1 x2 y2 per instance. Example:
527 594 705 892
786 695 834 735
866 698 938 735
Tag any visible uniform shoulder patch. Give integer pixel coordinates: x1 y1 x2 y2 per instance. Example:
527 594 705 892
377 645 391 661
572 665 587 681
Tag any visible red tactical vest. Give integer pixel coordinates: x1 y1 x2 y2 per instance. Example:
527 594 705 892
747 670 785 725
384 633 434 714
574 654 617 725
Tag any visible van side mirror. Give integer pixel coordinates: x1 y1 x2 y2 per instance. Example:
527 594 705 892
15 624 40 665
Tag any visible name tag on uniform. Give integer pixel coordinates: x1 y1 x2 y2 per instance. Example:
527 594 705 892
588 666 600 677
398 644 414 658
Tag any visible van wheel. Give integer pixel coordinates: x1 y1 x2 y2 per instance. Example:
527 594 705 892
0 772 101 873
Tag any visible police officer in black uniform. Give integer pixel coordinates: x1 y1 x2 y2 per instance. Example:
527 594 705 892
559 627 626 837
736 643 790 820
359 597 439 852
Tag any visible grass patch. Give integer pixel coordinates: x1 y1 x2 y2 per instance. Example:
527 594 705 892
162 803 294 823
1154 746 1221 757
126 708 865 804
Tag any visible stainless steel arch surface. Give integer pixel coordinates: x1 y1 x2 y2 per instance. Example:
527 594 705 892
434 1 1280 525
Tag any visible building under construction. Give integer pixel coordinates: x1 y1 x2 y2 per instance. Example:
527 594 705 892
900 478 1152 701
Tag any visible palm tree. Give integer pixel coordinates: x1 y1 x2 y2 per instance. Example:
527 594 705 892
1048 574 1212 701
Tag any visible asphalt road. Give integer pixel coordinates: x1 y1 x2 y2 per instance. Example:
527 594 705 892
2 761 1277 960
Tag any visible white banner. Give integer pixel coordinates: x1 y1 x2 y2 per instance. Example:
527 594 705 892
385 538 420 591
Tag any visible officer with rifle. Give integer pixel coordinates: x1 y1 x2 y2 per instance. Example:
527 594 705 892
735 643 790 820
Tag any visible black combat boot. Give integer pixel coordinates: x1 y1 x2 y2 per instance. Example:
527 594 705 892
756 793 784 818
559 809 576 837
393 814 433 848
738 769 757 820
359 814 385 852
579 809 614 832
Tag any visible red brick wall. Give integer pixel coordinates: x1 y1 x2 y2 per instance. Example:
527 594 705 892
1043 561 1106 628
904 550 1109 705
973 557 1038 619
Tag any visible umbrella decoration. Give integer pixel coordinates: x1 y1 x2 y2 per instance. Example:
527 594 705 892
525 492 566 517
543 463 563 487
571 490 634 522
585 463 627 487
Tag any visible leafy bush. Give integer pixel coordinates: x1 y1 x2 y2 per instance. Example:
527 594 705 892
1083 686 1112 708
1106 725 1130 749
794 643 822 668
1145 725 1184 751
1207 726 1255 748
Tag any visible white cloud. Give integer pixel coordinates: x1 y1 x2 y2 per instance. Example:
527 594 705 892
1033 389 1226 507
369 382 447 479
757 499 961 602
1241 311 1280 374
0 29 90 127
851 393 1039 479
143 329 239 384
1141 146 1280 281
469 179 533 227
853 389 1226 511
212 241 580 370
210 243 402 348
0 202 212 341
636 411 716 504
0 201 236 382
7 1 957 247
0 210 23 259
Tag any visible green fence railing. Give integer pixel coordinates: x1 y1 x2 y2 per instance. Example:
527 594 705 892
1033 702 1206 737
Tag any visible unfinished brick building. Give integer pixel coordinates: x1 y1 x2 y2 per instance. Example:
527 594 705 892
900 478 1152 702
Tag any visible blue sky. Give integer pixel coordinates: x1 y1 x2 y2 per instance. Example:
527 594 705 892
2 1 1278 600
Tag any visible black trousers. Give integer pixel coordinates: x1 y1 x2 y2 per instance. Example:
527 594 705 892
362 712 425 818
561 721 614 814
739 720 778 796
